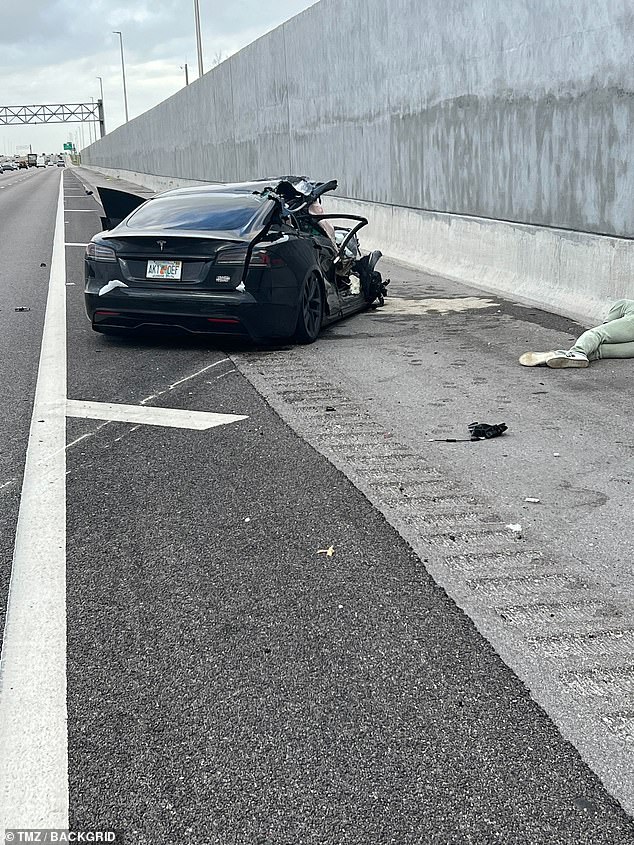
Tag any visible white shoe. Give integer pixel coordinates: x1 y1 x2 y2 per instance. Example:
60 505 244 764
546 350 589 369
519 350 558 367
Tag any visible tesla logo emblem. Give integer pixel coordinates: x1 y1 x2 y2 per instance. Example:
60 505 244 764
157 240 166 251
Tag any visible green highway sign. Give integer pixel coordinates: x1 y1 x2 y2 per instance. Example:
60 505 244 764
63 142 73 150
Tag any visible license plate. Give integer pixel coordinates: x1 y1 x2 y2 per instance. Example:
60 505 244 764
146 260 182 280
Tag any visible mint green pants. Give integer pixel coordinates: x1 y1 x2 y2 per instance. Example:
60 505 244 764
571 299 634 360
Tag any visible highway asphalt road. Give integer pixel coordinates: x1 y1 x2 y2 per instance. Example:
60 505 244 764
0 165 632 844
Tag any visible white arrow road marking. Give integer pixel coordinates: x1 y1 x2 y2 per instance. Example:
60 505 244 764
66 400 248 430
0 172 68 831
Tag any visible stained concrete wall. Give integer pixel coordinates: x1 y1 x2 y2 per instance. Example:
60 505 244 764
84 0 634 239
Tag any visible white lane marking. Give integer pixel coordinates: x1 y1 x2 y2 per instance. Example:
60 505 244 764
63 209 95 213
216 369 237 379
65 243 88 247
58 361 235 457
64 430 99 451
66 399 248 430
140 359 231 405
0 478 17 492
0 172 68 830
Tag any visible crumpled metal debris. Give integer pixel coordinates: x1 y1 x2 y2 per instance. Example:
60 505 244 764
98 279 128 296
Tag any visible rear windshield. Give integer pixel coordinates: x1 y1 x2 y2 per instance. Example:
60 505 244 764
125 194 266 232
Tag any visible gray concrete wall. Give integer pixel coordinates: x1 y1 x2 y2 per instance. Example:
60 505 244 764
84 0 634 238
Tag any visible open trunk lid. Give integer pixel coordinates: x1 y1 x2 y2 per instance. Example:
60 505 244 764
97 186 149 230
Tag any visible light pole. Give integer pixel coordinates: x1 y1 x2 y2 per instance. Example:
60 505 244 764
193 0 204 79
89 97 95 144
96 75 106 135
181 63 189 86
113 31 129 122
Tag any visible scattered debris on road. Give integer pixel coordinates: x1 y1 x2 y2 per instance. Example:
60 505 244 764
469 421 508 439
14 307 31 312
317 545 335 557
429 421 508 442
525 497 541 503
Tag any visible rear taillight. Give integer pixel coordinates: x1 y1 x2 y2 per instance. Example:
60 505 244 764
207 317 240 325
86 242 117 262
215 247 284 267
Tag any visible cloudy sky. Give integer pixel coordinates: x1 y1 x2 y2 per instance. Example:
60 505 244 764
0 0 318 155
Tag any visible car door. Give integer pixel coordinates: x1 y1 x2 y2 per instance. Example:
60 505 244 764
311 230 341 317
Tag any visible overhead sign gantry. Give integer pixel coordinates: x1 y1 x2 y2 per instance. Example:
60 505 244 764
0 101 105 138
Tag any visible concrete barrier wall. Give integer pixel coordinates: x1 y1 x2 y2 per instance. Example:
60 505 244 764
82 0 633 320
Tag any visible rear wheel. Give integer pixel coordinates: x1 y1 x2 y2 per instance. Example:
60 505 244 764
293 274 323 344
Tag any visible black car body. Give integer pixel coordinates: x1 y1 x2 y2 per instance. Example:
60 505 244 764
84 178 388 343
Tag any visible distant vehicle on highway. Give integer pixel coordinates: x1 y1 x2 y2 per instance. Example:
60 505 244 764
46 160 55 167
1 160 18 172
36 155 46 168
56 160 65 167
85 178 388 342
27 153 38 167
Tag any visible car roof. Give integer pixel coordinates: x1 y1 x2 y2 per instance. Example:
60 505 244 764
158 179 283 199
151 188 266 203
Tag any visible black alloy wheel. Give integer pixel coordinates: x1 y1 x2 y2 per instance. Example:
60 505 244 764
293 274 323 343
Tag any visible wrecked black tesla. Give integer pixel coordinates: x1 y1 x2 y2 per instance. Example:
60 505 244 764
84 177 389 343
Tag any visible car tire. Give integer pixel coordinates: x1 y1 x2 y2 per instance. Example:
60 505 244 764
293 273 323 344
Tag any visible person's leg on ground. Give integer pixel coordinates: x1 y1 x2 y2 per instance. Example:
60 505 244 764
602 299 634 323
570 314 634 358
519 300 634 368
593 341 634 360
547 301 634 367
